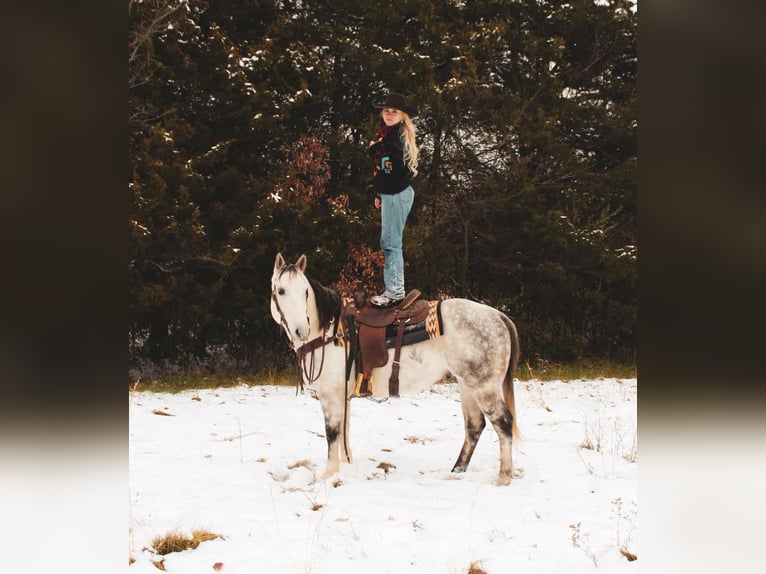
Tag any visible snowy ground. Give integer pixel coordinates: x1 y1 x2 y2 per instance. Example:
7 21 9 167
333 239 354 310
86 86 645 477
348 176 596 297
129 378 638 573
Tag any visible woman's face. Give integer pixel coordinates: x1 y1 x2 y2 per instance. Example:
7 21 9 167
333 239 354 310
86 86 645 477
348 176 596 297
381 108 403 126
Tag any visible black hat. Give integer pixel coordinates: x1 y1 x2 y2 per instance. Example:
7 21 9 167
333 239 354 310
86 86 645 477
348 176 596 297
373 92 418 117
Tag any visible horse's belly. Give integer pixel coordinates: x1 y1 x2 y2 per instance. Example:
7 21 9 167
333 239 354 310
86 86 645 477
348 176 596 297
368 338 449 394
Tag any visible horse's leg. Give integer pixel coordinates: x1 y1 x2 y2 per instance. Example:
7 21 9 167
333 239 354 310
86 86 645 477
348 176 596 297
318 388 348 479
473 390 515 486
451 382 486 474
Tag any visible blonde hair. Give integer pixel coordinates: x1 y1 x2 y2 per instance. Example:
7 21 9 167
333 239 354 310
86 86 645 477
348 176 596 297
400 114 419 178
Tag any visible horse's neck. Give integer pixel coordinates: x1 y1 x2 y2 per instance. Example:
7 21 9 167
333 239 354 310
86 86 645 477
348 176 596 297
306 278 340 340
306 289 332 342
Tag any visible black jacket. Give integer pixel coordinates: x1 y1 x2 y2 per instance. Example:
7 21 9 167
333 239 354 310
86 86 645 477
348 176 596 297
368 124 412 195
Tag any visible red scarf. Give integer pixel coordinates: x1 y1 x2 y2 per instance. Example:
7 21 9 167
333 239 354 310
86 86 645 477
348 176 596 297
376 122 397 140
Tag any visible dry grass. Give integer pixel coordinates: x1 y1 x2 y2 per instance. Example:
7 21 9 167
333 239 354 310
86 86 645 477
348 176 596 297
569 522 598 567
130 372 295 394
577 411 638 478
287 459 313 470
612 497 638 562
302 492 324 511
377 461 397 474
404 435 433 444
130 361 635 393
520 359 636 382
151 529 222 555
579 436 601 453
467 561 487 574
623 430 638 463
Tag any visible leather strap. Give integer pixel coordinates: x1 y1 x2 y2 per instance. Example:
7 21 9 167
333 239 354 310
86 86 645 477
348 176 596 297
388 319 407 397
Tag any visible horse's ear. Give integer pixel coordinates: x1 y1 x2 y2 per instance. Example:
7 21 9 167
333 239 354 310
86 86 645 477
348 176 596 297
274 252 285 274
296 254 307 272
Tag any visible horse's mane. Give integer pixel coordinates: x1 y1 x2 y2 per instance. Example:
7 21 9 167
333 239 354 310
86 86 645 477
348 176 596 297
306 275 341 331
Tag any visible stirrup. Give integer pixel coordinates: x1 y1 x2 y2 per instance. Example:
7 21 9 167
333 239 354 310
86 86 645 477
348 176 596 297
352 374 372 398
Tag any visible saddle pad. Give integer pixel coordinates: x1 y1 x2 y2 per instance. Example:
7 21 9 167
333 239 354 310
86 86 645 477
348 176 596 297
384 300 443 349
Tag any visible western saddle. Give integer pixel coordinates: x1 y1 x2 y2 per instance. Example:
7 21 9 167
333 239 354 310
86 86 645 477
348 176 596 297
343 286 430 398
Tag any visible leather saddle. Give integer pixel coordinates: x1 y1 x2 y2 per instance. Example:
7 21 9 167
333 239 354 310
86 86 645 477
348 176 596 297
344 288 429 397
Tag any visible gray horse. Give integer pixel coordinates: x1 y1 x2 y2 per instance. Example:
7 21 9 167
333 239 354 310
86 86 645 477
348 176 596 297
270 253 521 485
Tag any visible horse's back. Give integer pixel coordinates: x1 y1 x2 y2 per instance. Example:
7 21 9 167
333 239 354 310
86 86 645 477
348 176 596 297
439 298 512 343
438 298 514 377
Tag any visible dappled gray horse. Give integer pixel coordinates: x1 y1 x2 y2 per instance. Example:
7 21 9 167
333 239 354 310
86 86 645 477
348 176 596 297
270 253 521 485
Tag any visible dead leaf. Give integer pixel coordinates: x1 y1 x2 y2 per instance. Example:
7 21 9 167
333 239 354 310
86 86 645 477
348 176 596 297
377 461 397 474
152 410 174 416
620 548 637 561
213 562 224 570
151 559 166 571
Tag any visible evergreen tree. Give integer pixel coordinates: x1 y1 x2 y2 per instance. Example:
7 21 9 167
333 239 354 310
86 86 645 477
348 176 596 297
128 0 637 375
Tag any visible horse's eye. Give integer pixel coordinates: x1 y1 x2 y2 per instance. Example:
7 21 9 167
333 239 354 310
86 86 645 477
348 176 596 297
277 287 285 295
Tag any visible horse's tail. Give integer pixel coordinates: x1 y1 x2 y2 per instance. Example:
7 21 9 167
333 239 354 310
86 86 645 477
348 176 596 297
500 313 521 442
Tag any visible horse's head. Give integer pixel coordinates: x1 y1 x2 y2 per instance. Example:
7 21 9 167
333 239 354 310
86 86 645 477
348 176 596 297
271 253 313 343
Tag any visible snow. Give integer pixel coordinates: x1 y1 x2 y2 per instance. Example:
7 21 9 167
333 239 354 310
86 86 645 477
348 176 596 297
129 378 638 573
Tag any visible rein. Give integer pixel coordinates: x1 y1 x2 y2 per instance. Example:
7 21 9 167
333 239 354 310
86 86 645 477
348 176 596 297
295 330 335 388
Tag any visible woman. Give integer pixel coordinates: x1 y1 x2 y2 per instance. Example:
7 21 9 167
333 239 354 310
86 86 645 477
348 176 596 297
367 92 419 307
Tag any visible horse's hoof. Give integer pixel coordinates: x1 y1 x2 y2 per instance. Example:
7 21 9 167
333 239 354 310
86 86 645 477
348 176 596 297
321 466 338 480
495 474 512 486
451 465 466 474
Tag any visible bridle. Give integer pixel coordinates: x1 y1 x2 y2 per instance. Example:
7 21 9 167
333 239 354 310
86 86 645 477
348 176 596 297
270 286 292 339
270 264 310 347
271 274 346 388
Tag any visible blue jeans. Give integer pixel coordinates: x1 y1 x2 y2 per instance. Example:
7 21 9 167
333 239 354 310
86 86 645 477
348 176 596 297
380 186 414 300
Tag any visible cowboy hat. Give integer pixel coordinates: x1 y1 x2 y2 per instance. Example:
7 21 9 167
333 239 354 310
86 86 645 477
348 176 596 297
373 92 418 117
